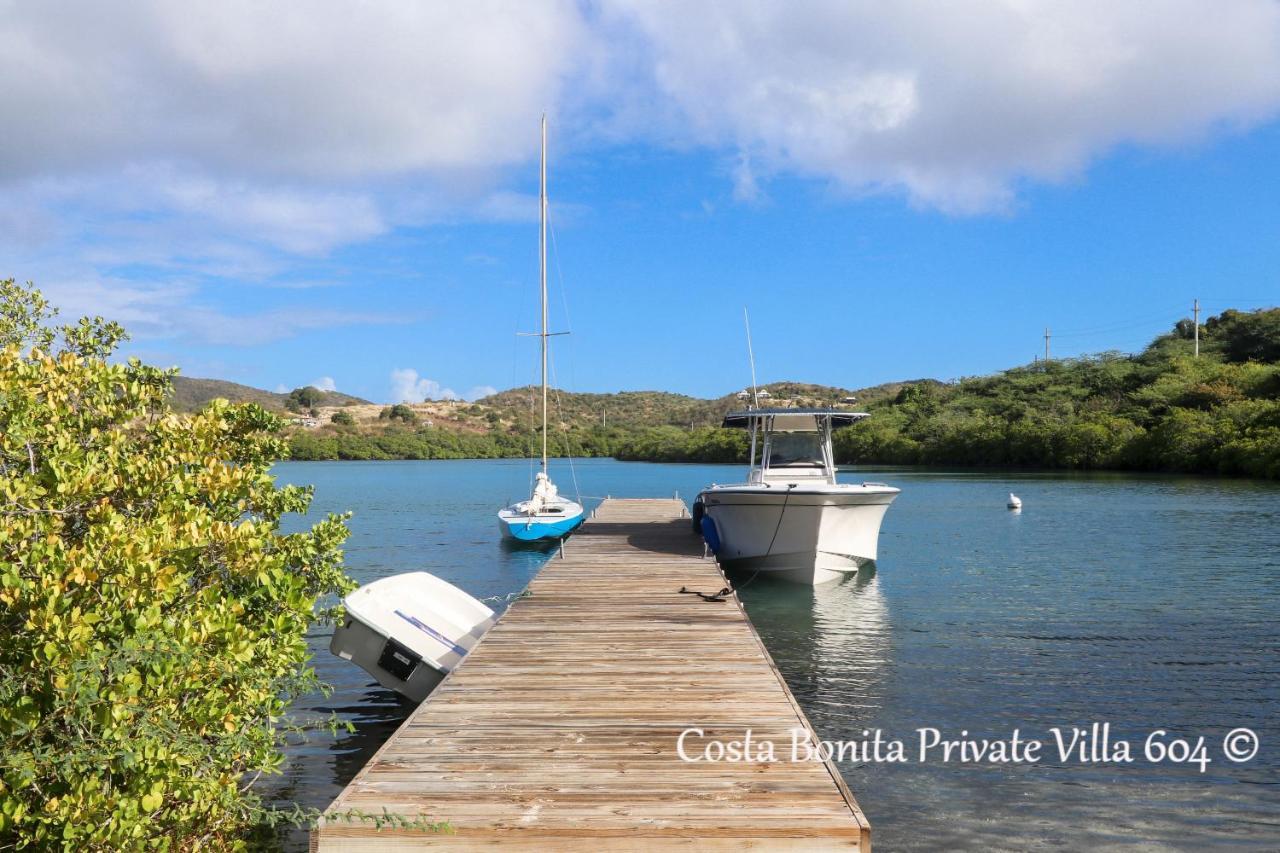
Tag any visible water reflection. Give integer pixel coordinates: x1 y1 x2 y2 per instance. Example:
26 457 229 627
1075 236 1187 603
263 679 412 851
499 536 562 555
324 688 414 786
738 569 892 734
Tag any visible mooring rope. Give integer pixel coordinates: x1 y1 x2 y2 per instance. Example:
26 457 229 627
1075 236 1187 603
479 588 531 605
678 586 731 602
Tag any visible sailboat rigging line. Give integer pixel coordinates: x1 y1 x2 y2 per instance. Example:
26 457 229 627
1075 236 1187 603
526 384 536 494
547 348 582 503
548 213 577 392
545 187 581 502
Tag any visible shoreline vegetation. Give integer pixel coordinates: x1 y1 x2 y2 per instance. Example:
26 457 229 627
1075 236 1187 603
1 281 355 848
283 308 1280 480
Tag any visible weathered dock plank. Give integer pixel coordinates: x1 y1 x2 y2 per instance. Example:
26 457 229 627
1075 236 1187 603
312 499 870 851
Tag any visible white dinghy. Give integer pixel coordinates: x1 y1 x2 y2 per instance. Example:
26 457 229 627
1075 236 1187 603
330 572 495 703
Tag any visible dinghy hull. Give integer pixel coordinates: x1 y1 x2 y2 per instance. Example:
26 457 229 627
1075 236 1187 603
497 490 586 542
330 616 448 703
499 511 585 541
330 572 495 704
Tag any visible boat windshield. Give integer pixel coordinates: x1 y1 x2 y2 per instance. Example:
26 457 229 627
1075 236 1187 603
767 432 826 467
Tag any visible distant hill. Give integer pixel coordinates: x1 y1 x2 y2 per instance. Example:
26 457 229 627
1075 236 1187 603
286 379 938 463
250 306 1280 479
169 375 913 428
476 387 705 429
474 380 928 431
169 376 369 413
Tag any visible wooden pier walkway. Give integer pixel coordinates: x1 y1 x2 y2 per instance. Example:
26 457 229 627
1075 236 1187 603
313 498 871 851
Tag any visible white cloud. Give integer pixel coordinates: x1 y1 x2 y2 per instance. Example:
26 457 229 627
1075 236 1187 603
390 368 458 403
4 1 1277 228
158 174 386 255
174 305 404 346
602 0 1280 212
0 1 585 270
310 376 337 392
0 2 585 183
389 370 497 403
17 269 407 347
2 0 1280 352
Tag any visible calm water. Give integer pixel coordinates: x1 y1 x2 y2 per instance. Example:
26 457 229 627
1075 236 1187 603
271 459 1280 851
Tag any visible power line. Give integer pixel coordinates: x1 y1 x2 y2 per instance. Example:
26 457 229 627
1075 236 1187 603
1050 304 1188 338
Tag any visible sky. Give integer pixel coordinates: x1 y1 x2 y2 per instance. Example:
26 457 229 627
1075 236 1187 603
2 1 1279 403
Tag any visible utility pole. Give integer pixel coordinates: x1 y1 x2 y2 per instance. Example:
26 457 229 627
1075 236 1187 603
1044 327 1051 363
1193 298 1200 358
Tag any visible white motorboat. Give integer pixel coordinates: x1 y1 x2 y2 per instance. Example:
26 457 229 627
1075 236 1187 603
693 408 900 585
330 572 495 703
497 115 585 541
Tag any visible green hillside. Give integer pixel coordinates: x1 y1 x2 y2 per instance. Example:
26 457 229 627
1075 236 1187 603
169 376 368 413
285 380 870 462
286 307 1278 479
473 381 920 430
833 308 1280 478
477 387 707 429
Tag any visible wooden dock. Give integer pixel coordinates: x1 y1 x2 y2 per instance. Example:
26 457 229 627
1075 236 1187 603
313 498 871 851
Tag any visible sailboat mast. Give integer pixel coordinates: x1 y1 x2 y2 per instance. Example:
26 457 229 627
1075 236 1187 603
540 115 549 473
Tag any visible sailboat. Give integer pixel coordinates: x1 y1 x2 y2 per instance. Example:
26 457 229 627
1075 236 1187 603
497 116 586 542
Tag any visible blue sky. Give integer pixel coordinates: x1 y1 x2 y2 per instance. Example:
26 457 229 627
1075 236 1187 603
3 3 1279 403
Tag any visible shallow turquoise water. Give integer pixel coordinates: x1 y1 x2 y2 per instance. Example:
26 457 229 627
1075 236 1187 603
272 459 1280 850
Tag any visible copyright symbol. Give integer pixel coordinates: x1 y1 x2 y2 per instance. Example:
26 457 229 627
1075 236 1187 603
1223 728 1259 763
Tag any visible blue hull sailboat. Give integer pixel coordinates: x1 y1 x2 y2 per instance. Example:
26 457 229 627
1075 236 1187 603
498 473 585 541
498 116 585 542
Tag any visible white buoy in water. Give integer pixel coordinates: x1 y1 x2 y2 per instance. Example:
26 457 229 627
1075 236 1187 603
1007 493 1022 510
